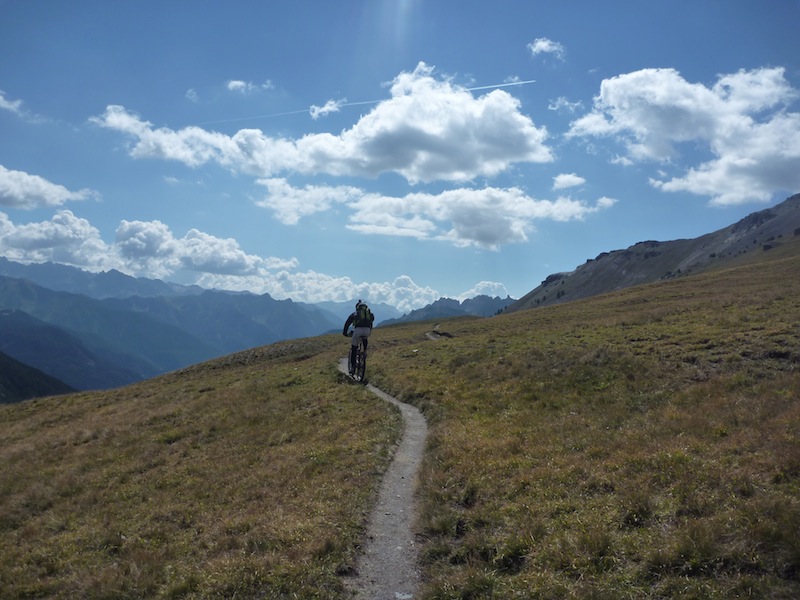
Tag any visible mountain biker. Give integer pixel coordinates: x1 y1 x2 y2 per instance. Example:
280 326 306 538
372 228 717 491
343 300 374 375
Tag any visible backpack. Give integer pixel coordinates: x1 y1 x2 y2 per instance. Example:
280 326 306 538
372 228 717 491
356 303 372 327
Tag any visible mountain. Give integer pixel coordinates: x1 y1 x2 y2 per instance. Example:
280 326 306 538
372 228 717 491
0 275 342 389
0 277 217 383
0 348 74 403
381 295 516 325
0 257 203 299
105 291 341 356
0 309 142 391
506 193 800 313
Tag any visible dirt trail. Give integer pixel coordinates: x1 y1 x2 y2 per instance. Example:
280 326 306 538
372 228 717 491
338 358 428 600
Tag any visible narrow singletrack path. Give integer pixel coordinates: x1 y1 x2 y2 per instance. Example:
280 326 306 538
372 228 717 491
338 358 428 600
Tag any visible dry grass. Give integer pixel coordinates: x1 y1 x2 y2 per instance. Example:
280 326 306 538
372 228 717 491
368 246 800 599
0 338 402 599
2 242 799 598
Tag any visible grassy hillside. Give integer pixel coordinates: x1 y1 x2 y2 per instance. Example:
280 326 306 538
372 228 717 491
368 244 800 598
0 338 402 599
2 240 799 598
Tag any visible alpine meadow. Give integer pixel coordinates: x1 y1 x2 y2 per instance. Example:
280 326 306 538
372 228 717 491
1 229 799 598
4 3 800 598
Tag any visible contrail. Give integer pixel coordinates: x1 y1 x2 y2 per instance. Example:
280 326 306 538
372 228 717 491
467 78 537 91
197 79 536 126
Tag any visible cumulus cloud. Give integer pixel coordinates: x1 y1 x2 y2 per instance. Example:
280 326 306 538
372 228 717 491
91 62 553 184
456 281 510 301
553 173 586 190
0 165 99 209
347 186 615 249
0 210 296 281
115 219 292 278
528 38 566 61
568 66 800 205
0 210 113 268
255 178 363 225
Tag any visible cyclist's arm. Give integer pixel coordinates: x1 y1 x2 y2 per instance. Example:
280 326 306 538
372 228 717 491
342 313 355 336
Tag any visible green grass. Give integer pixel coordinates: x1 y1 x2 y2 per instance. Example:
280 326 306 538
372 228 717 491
2 242 799 598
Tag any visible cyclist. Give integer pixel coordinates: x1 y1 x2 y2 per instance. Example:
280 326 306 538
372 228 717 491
343 300 375 375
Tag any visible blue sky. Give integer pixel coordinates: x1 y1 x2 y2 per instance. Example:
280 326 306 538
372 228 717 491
2 1 799 312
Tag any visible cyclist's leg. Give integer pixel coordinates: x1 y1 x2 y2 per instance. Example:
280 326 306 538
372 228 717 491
358 328 371 355
349 339 358 373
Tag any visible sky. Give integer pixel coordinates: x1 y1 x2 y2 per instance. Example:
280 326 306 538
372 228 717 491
1 1 799 313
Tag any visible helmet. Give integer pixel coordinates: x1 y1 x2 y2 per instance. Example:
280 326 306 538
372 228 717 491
355 299 364 309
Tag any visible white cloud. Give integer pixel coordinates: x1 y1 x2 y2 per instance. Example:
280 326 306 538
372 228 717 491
0 210 113 269
310 98 345 120
178 229 267 275
597 196 618 209
115 219 291 277
115 219 178 258
91 62 553 184
185 88 199 103
0 90 24 115
528 38 566 61
568 66 800 205
553 173 586 190
226 79 274 94
0 210 298 282
548 96 583 113
255 178 362 225
347 187 615 249
456 281 510 301
0 165 99 209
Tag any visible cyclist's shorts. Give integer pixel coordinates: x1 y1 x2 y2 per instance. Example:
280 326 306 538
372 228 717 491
351 326 371 346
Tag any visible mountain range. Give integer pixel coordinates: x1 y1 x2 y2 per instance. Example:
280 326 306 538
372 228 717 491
380 295 516 325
